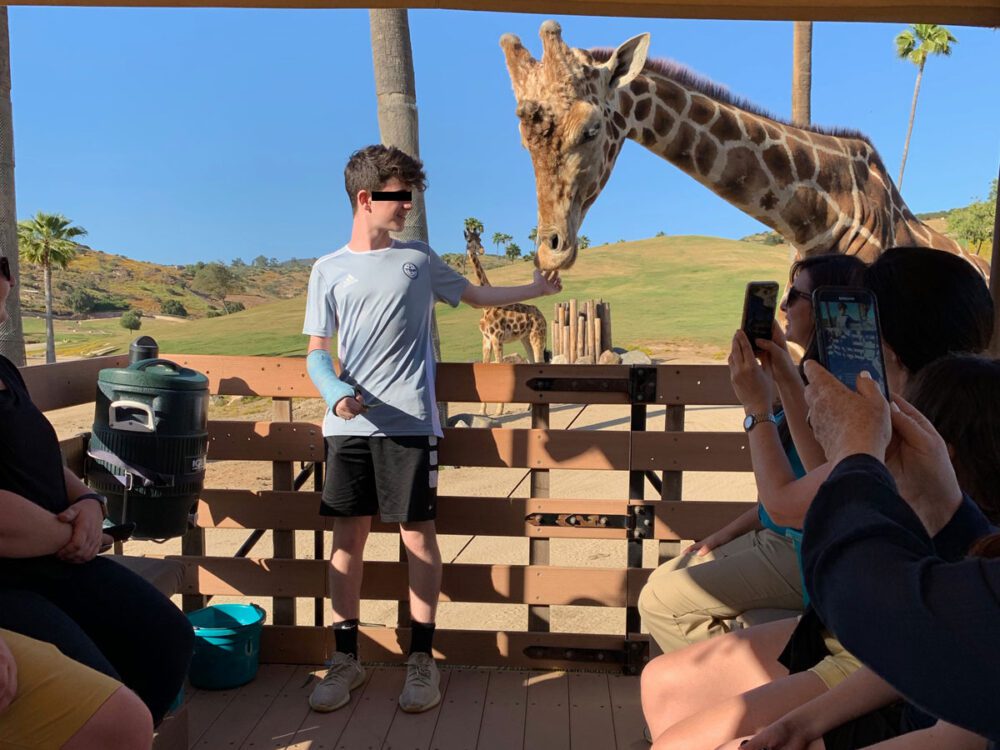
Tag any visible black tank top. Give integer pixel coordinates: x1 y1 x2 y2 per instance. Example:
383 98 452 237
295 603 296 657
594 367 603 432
0 355 70 514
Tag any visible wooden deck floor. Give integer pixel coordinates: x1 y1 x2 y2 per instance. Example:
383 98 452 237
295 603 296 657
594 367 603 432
185 664 646 750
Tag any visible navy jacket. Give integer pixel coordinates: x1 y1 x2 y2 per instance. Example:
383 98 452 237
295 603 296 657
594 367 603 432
802 454 1000 744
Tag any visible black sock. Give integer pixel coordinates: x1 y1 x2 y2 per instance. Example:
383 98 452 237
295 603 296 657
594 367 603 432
409 620 436 655
332 619 359 658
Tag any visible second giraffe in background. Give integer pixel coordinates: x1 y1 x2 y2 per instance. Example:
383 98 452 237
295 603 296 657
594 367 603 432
465 228 548 415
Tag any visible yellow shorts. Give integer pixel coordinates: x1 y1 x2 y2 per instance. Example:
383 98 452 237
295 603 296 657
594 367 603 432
807 631 863 689
0 629 121 749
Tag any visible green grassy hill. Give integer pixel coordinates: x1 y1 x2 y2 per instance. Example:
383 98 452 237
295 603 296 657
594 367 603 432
17 248 313 318
32 234 790 361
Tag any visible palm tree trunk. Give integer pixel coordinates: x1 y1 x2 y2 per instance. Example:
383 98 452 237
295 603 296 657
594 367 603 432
989 163 1000 356
791 22 812 126
43 260 55 363
898 61 924 190
0 9 25 366
369 9 446 423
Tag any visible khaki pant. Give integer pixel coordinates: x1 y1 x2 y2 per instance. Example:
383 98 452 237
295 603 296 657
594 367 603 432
637 529 804 653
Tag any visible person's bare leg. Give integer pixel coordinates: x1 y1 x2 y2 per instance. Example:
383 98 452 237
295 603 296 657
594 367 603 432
329 516 372 621
399 521 442 623
862 722 987 750
641 617 797 739
652 671 828 749
63 686 153 750
716 738 824 750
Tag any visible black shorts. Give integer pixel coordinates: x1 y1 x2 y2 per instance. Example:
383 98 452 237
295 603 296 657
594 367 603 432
321 435 438 523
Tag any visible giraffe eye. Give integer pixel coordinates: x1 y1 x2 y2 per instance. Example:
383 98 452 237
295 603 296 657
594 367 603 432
580 124 601 144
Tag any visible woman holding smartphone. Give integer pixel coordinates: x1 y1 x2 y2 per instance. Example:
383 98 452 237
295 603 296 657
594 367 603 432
638 253 865 657
641 247 995 750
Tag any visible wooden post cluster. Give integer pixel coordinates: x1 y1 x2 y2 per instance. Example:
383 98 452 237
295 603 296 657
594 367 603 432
551 299 613 363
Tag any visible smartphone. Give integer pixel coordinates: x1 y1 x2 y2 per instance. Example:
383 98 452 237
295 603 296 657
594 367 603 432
812 286 890 399
741 281 779 351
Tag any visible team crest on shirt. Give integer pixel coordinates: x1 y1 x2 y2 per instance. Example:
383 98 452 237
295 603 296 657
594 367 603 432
402 262 418 279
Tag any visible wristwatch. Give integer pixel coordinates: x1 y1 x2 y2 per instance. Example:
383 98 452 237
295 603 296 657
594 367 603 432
743 412 777 432
72 491 109 519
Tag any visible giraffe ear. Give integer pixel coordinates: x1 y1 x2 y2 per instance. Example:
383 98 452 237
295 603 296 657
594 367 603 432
605 33 650 90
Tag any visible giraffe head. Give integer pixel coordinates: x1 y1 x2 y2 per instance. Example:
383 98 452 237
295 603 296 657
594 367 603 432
501 21 649 271
464 228 485 256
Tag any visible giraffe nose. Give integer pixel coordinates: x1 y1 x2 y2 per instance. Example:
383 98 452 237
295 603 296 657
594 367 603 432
545 232 561 253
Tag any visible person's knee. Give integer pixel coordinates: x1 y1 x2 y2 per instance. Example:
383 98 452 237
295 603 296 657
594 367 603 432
333 518 370 553
399 522 439 554
69 687 153 750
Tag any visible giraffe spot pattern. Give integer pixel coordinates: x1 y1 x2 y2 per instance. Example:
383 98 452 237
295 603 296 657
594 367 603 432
634 97 651 122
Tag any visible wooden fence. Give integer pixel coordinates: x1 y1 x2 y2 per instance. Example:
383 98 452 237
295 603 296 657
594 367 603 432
23 354 754 675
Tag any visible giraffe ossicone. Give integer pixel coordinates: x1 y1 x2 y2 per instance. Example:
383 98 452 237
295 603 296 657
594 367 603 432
502 21 982 275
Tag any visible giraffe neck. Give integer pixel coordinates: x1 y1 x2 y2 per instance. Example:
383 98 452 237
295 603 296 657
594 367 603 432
612 71 956 257
468 246 492 286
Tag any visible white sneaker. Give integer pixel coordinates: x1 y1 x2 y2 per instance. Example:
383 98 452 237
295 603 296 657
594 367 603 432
309 652 366 712
398 652 441 713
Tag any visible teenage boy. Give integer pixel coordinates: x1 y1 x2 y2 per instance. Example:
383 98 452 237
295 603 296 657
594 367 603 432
303 144 561 714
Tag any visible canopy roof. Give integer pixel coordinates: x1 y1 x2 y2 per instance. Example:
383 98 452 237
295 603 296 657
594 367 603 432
11 0 1000 26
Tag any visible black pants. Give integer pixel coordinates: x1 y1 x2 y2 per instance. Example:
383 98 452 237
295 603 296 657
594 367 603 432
0 555 194 724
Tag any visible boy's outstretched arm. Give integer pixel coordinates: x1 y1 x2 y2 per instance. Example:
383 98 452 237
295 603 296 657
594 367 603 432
461 270 561 308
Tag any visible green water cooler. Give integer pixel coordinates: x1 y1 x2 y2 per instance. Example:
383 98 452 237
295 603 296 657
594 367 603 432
87 344 209 539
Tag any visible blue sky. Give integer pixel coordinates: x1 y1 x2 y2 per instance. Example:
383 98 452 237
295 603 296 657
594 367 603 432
8 8 999 265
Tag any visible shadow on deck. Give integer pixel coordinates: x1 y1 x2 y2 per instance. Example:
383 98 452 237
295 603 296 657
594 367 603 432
185 664 646 750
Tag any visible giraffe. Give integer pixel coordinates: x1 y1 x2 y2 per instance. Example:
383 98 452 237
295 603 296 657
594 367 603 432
500 21 987 277
464 227 547 415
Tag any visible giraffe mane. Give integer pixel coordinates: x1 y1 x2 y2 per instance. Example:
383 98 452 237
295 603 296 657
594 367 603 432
588 48 875 148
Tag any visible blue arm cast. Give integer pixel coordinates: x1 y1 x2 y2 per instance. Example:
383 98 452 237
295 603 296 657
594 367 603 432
306 349 354 412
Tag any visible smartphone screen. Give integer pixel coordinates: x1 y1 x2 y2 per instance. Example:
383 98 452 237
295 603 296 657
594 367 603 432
742 281 779 351
813 287 890 399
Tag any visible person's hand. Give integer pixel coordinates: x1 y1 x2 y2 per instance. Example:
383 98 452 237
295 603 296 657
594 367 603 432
683 527 734 557
55 499 105 563
802 361 890 465
884 393 964 536
0 633 16 715
729 330 774 415
533 269 562 296
757 321 799 387
334 394 366 420
739 715 817 750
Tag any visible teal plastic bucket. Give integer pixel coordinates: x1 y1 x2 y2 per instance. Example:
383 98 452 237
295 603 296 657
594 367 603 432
187 603 266 690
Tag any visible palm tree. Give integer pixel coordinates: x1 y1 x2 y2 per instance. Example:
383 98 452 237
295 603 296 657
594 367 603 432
17 212 87 363
491 231 512 256
369 9 446 421
0 10 25 366
578 235 591 250
528 226 538 247
506 242 522 263
895 24 957 190
792 22 812 126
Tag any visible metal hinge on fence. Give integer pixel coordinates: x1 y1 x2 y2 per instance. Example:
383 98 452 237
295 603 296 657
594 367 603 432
524 504 653 539
523 637 650 675
526 365 657 404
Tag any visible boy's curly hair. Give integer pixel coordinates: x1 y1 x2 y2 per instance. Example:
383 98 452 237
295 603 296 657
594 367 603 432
344 145 427 213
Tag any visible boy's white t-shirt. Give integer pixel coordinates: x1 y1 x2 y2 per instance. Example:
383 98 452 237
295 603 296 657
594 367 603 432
303 240 469 438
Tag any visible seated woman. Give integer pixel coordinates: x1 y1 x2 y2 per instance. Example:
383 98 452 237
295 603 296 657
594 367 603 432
0 256 193 725
637 253 866 654
0 628 152 749
640 247 995 748
733 356 1000 750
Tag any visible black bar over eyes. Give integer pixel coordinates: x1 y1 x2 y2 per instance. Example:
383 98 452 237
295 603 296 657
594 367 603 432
371 191 413 202
0 257 9 281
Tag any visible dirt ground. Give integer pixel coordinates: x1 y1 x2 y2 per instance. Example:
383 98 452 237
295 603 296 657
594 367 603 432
45 349 756 635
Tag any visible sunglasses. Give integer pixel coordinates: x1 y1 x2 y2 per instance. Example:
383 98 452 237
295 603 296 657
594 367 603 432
0 256 9 281
786 286 811 306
